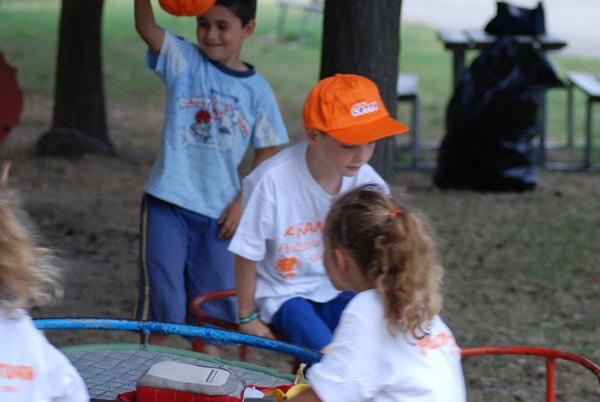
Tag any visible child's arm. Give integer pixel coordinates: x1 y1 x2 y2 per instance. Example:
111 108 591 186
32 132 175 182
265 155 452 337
252 146 277 168
217 195 242 240
1 161 11 186
217 146 277 239
134 0 165 54
235 255 275 339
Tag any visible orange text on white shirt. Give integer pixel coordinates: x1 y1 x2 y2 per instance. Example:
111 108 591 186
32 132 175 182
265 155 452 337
283 221 324 238
416 332 460 356
0 363 35 381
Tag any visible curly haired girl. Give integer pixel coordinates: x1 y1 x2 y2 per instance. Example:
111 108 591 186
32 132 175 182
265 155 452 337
0 162 89 402
289 184 466 402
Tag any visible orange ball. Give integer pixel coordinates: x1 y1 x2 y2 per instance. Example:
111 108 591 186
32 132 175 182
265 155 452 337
158 0 217 16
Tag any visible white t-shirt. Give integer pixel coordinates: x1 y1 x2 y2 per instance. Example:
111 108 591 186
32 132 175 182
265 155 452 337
229 142 388 323
308 290 467 402
0 309 89 402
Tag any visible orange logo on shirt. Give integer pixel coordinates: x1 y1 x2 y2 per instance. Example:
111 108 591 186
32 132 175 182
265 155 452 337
416 332 459 356
276 256 301 279
0 363 35 381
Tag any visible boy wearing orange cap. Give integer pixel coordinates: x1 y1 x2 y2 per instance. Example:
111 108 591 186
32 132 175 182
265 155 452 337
133 0 289 353
229 74 409 352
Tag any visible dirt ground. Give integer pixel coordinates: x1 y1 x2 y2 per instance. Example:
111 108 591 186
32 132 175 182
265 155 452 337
3 95 599 400
2 95 310 373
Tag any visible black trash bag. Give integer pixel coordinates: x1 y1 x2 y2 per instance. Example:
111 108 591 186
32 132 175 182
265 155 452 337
434 37 563 192
485 1 546 36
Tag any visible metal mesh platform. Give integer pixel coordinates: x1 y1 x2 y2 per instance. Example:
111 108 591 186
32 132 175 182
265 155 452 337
62 344 293 400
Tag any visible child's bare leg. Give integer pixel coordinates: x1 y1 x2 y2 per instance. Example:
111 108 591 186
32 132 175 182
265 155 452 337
202 344 222 357
148 333 170 346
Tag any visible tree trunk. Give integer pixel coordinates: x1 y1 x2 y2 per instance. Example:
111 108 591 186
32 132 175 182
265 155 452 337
320 0 402 180
36 0 114 159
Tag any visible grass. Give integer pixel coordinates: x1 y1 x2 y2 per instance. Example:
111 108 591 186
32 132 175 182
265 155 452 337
2 0 599 141
2 0 598 161
1 0 599 400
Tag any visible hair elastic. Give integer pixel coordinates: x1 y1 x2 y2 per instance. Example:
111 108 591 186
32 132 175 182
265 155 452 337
389 209 402 220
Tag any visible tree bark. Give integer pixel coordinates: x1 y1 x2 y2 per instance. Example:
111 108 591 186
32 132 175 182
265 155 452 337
36 0 113 159
320 0 402 180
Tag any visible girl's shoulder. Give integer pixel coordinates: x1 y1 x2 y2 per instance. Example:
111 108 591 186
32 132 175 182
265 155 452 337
345 289 383 317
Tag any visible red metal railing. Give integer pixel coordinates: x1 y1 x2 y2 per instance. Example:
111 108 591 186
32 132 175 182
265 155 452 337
461 345 600 402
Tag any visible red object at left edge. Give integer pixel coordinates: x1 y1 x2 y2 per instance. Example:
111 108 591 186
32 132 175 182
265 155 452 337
0 52 24 142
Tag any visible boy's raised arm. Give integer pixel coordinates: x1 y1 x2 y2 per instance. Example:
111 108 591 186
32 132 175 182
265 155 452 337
134 0 165 54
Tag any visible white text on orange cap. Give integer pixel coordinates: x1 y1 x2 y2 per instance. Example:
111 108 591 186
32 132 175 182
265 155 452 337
351 101 379 117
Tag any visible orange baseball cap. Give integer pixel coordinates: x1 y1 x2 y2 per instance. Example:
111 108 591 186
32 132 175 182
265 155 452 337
303 74 409 145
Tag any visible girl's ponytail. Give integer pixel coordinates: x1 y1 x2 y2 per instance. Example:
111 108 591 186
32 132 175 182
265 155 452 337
325 185 443 339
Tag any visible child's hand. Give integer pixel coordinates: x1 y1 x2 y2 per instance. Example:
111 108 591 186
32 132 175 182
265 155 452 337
239 319 275 339
217 195 242 240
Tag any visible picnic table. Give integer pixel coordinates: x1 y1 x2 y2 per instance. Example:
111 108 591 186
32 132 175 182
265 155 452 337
437 29 567 89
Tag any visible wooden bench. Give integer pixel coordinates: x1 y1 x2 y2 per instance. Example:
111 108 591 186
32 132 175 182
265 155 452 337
566 71 600 169
276 0 324 44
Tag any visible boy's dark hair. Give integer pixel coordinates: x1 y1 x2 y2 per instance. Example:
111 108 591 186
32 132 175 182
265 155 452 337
217 0 256 26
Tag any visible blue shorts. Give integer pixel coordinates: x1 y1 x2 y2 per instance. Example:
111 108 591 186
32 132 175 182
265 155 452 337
133 194 236 344
271 291 355 351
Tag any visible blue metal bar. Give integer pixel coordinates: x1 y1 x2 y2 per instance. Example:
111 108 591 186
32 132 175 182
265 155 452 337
34 318 322 363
